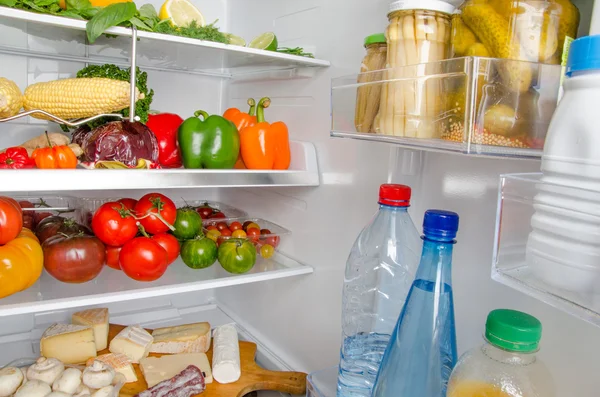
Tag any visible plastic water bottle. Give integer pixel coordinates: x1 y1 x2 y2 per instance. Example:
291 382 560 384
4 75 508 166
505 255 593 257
337 184 421 397
372 210 459 397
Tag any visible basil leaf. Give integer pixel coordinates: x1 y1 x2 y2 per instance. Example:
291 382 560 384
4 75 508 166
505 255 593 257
86 2 136 43
79 6 98 18
60 9 85 19
34 0 58 6
129 16 151 31
65 0 90 10
138 3 157 20
0 0 17 6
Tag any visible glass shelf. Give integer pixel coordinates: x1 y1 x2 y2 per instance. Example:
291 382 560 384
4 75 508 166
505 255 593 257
494 173 600 327
332 57 562 159
0 7 329 78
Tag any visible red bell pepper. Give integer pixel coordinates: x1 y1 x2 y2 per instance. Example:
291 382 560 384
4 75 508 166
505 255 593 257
146 113 184 168
0 147 35 169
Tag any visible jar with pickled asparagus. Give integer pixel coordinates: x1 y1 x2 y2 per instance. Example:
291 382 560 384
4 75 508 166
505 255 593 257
355 34 387 133
376 0 455 139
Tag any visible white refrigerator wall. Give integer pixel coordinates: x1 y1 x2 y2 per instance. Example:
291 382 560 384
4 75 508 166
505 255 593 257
215 1 600 396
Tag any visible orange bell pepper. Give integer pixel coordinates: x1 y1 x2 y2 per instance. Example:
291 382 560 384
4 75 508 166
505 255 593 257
239 97 291 170
223 98 257 131
32 132 78 169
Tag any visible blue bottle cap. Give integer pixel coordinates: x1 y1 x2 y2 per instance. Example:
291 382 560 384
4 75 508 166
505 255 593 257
423 210 459 239
566 35 600 77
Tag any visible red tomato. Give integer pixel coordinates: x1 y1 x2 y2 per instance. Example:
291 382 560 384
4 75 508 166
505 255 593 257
119 237 168 282
43 234 106 283
92 202 138 247
247 227 261 243
229 221 243 231
106 246 122 270
209 212 226 220
259 229 271 241
196 206 213 219
206 225 218 232
118 198 138 211
219 228 232 237
19 201 35 230
152 233 180 265
0 196 23 244
134 193 177 235
242 221 253 230
216 222 229 232
267 235 280 248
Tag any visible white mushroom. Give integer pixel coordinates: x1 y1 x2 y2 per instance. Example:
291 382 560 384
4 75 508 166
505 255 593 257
73 385 90 397
82 362 114 390
0 367 24 397
27 358 65 385
46 392 72 397
15 380 51 397
90 387 113 397
52 368 81 395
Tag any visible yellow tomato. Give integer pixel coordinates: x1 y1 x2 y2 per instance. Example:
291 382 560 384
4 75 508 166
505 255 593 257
245 222 260 231
260 244 275 259
59 0 132 10
206 229 221 242
0 231 44 299
232 230 247 239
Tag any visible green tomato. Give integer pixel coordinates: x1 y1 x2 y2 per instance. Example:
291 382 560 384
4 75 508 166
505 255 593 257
218 238 257 274
173 208 202 240
181 236 217 269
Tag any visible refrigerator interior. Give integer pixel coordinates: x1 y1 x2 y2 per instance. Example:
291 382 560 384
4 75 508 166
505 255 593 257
0 0 599 396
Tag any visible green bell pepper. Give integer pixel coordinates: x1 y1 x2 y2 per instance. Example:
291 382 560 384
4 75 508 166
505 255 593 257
178 110 240 169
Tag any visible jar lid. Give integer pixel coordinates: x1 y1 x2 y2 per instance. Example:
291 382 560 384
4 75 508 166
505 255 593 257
566 35 600 76
364 33 386 47
389 0 455 15
485 309 542 353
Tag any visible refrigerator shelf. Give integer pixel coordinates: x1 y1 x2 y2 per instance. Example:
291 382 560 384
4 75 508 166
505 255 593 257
331 57 562 159
0 251 313 318
494 173 600 327
307 366 337 397
0 7 329 78
0 141 319 192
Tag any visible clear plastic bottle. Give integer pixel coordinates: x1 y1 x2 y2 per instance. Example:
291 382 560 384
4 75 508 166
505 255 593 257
337 184 421 397
372 210 459 397
447 309 555 397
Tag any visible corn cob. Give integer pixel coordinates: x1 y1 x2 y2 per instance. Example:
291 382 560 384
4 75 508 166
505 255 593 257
0 78 23 118
23 78 142 120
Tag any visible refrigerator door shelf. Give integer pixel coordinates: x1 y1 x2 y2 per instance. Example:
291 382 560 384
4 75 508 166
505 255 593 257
493 173 600 328
0 251 313 318
0 8 329 78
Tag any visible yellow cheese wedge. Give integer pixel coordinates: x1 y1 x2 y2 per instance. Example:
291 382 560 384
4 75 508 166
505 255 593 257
72 308 109 351
40 323 97 364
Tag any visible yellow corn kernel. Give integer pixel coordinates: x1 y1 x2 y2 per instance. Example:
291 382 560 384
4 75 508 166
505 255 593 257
0 78 24 118
23 78 142 120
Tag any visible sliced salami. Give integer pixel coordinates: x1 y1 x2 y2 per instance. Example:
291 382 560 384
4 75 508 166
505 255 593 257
135 365 205 397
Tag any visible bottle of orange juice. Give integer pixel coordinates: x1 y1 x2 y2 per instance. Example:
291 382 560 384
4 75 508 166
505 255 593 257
447 309 555 397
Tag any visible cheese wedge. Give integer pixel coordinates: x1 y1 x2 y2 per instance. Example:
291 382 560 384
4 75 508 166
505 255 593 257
109 325 153 363
40 323 97 364
150 322 211 354
72 308 109 351
87 353 137 383
140 353 213 387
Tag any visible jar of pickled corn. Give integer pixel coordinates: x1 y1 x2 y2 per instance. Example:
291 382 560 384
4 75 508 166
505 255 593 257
456 0 580 65
355 34 387 133
376 0 455 138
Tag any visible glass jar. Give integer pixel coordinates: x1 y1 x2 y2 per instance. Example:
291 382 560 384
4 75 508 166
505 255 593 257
457 0 580 65
447 309 555 397
376 0 454 138
355 34 387 133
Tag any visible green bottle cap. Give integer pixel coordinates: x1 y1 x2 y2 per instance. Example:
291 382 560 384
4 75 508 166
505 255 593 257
364 33 386 47
485 309 542 353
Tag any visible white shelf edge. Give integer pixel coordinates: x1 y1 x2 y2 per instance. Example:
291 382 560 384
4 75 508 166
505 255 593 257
0 7 330 71
0 252 313 318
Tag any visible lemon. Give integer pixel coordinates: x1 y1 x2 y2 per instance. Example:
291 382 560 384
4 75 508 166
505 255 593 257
226 34 246 47
159 0 205 27
249 32 278 51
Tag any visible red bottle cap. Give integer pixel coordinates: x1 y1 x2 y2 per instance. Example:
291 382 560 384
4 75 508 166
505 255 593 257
379 184 411 207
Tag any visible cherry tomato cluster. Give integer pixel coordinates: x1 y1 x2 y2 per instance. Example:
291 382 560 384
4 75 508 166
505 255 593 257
205 220 279 259
195 203 227 220
91 193 180 282
17 200 53 230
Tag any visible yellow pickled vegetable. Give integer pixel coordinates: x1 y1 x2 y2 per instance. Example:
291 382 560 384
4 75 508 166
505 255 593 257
466 42 490 57
462 1 533 92
0 78 23 119
484 103 518 137
452 14 478 56
24 78 142 120
549 0 580 55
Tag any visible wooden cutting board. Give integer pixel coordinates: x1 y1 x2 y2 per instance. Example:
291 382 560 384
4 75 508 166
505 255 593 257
101 324 306 397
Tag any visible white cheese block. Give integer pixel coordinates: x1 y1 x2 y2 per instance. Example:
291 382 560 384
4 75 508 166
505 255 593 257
72 308 109 351
212 324 240 384
139 353 213 387
108 326 153 364
86 353 137 383
150 322 211 354
40 323 97 364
